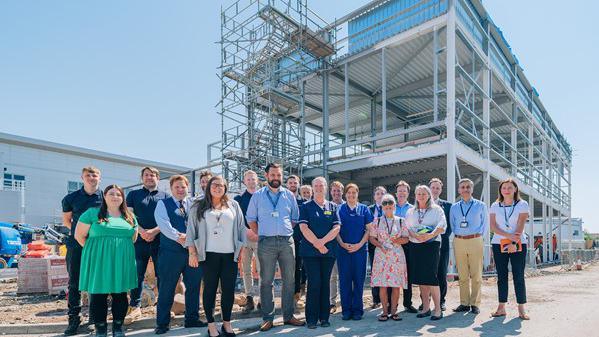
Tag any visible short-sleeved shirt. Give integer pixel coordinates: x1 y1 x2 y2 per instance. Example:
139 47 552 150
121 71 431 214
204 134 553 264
404 206 447 243
234 190 254 229
126 187 168 230
395 202 413 218
338 203 373 250
449 198 488 237
62 187 104 247
246 186 299 237
298 200 340 257
490 200 530 244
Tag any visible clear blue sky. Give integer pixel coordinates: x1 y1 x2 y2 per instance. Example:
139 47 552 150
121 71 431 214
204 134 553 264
1 1 597 231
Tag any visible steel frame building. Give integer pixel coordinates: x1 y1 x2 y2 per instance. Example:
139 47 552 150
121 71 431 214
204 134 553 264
213 0 572 268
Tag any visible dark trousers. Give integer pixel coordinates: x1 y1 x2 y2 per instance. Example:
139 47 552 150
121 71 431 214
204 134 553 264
492 244 527 304
202 252 237 323
89 293 128 324
156 248 203 327
294 240 306 294
66 244 83 318
438 241 450 304
303 256 335 325
369 242 391 306
130 239 160 307
401 242 413 307
337 248 367 318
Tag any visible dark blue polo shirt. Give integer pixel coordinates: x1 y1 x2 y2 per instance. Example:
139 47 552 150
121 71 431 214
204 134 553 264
338 203 374 251
298 200 340 258
126 187 168 230
62 187 103 247
234 190 254 229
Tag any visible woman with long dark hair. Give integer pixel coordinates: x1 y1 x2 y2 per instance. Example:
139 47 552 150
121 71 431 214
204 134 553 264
490 178 530 320
75 184 138 337
187 176 247 337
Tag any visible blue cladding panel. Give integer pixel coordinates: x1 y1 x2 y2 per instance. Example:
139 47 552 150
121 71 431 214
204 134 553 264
277 50 320 83
348 0 448 53
456 0 484 50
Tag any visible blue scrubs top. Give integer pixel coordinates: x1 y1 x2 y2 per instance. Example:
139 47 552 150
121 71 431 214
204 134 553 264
338 203 374 251
298 200 340 258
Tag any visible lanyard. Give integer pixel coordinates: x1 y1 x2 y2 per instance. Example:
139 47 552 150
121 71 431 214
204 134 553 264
417 208 428 224
459 200 474 219
266 190 282 211
375 205 382 217
501 201 519 228
383 216 395 235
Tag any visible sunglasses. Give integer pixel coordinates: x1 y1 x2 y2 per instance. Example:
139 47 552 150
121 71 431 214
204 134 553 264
381 200 395 206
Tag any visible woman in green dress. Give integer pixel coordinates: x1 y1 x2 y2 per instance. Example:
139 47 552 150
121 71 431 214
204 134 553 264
75 184 138 337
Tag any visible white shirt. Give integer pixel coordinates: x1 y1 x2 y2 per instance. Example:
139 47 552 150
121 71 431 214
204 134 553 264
490 200 530 244
205 207 235 253
404 206 446 243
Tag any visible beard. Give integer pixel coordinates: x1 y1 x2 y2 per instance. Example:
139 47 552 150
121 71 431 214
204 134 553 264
268 179 281 188
288 186 297 193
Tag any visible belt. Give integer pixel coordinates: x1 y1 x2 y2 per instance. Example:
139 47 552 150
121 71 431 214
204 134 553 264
455 233 482 239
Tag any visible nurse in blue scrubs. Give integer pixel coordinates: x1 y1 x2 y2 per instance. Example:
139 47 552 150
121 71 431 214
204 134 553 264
336 183 374 321
299 177 341 329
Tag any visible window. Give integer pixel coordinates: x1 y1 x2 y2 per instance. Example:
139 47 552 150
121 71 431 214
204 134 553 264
67 181 84 194
4 173 26 191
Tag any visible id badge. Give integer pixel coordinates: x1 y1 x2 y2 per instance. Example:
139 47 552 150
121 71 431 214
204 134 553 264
271 211 279 218
324 210 332 216
460 220 469 228
213 226 223 237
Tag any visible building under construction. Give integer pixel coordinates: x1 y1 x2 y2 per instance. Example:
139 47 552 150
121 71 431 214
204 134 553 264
211 0 572 268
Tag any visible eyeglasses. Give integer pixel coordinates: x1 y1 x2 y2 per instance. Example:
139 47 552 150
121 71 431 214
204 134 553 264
381 200 395 206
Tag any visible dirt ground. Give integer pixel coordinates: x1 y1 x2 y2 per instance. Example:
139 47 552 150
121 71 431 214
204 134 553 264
0 262 581 325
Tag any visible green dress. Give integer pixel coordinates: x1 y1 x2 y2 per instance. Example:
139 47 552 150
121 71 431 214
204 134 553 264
78 207 138 294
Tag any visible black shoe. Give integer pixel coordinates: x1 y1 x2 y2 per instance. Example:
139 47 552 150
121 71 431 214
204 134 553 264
416 310 431 318
404 305 418 313
243 296 255 314
470 306 480 314
185 320 208 328
352 315 362 321
342 315 351 321
431 312 444 321
453 305 471 312
418 304 423 311
220 326 236 337
64 316 81 336
154 326 169 335
95 322 108 337
441 302 446 311
307 323 317 329
320 321 330 328
112 320 125 337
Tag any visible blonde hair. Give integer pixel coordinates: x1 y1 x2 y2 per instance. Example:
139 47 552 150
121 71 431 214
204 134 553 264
82 166 100 175
414 185 434 209
330 180 344 191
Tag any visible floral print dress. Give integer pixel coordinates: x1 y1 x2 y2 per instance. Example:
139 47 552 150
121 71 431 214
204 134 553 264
370 215 409 289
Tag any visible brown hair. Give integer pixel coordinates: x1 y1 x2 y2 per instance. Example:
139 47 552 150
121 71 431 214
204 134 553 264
286 175 300 183
193 176 230 221
496 178 521 203
141 166 160 178
199 170 213 180
373 186 387 195
98 185 136 227
169 175 189 187
330 180 344 190
429 177 443 186
395 180 411 193
344 183 359 195
82 166 101 175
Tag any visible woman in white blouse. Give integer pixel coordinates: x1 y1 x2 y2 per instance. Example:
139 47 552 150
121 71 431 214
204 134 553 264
489 178 530 320
404 185 447 321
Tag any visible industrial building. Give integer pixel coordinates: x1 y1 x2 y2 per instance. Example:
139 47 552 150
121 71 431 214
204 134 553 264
209 0 572 268
0 132 190 225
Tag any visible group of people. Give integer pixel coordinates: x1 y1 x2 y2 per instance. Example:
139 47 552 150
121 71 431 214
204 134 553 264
61 163 531 337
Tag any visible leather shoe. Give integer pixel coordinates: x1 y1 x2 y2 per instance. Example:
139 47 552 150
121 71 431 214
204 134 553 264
416 310 431 318
284 317 305 326
154 326 169 335
220 326 236 337
431 312 444 321
259 321 273 332
320 321 330 328
453 305 471 312
404 305 418 313
185 320 208 328
470 306 480 314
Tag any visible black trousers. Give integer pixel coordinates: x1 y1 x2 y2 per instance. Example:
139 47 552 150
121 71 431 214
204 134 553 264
202 252 238 323
294 240 306 294
492 244 527 304
89 293 128 324
401 242 413 307
130 239 160 307
437 240 450 304
66 244 83 318
303 256 335 324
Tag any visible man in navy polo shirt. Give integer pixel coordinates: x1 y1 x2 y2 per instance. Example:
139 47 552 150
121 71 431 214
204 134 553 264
286 174 306 308
125 166 168 323
62 166 104 336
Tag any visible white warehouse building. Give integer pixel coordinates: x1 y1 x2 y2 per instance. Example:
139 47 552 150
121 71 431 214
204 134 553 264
0 132 190 225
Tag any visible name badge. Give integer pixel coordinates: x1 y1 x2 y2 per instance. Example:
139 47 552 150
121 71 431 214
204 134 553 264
324 210 332 216
460 220 469 228
271 211 279 218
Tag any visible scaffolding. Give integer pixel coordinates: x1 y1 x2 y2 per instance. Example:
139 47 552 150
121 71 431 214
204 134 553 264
215 0 573 269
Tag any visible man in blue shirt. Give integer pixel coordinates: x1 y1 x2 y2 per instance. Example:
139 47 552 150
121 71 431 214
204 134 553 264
125 166 168 322
449 178 488 315
247 163 304 331
61 166 103 336
394 180 418 313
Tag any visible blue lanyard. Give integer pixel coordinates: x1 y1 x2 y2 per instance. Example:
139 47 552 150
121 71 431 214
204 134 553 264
266 190 282 211
501 201 519 228
459 200 474 219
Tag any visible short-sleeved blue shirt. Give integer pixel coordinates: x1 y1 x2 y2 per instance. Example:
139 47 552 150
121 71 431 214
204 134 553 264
338 203 373 250
126 187 168 230
394 202 413 218
246 186 299 237
298 200 340 257
62 187 104 247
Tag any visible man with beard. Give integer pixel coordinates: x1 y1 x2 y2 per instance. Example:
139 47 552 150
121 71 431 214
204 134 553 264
247 163 305 331
286 175 306 309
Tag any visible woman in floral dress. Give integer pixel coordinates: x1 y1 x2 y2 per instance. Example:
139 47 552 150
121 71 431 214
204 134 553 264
369 194 409 321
